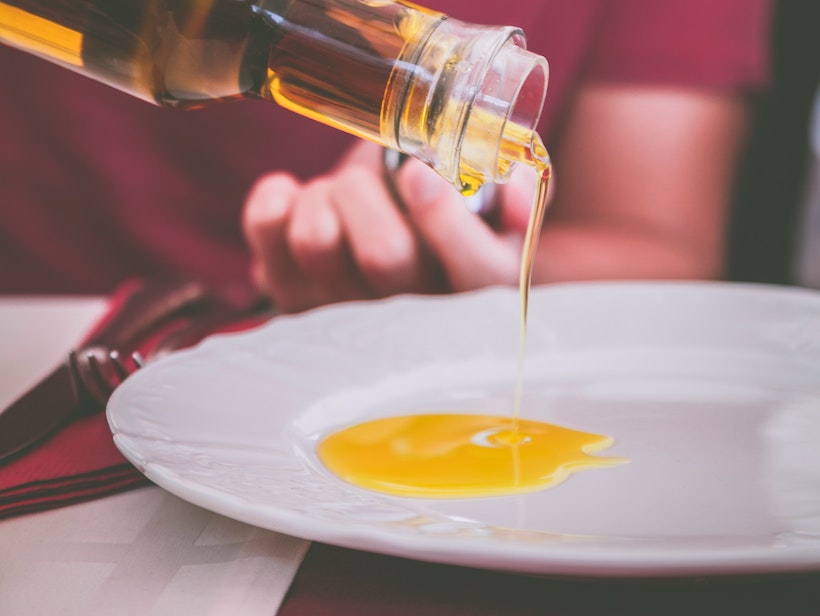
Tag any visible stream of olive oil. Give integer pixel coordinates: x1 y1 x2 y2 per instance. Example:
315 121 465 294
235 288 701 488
500 129 552 434
507 131 551 484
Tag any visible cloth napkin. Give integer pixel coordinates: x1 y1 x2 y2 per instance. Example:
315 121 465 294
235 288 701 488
0 279 266 519
0 413 148 518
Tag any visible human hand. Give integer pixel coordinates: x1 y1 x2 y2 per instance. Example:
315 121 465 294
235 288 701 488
242 140 541 312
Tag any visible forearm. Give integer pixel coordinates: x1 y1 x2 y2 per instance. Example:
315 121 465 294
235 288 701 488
532 86 749 286
532 220 725 284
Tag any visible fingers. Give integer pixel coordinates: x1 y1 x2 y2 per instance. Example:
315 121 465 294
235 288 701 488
329 163 430 295
242 143 554 312
395 160 525 290
243 172 371 312
288 178 370 305
242 172 309 310
242 152 432 311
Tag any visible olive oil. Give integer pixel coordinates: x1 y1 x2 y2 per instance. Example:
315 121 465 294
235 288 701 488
513 132 551 432
0 0 432 135
0 0 548 193
318 413 624 499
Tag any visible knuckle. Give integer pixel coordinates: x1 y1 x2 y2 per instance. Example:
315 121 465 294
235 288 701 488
242 174 298 232
357 231 416 281
289 194 341 262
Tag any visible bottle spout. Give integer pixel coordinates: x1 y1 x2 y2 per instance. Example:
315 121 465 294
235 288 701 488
498 122 551 173
386 20 548 194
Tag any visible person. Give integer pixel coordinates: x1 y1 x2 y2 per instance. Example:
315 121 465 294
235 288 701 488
242 0 774 312
0 1 772 302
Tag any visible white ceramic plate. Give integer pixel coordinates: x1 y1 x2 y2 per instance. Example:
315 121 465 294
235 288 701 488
107 282 820 577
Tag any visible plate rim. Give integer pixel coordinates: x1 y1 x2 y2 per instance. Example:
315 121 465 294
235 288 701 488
107 280 820 578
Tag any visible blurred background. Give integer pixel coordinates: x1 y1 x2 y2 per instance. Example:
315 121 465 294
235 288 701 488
726 0 820 288
1 0 819 294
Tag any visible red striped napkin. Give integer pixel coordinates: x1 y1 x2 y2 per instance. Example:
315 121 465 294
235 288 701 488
0 280 266 519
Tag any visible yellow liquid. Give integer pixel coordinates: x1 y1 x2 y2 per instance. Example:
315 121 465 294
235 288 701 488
318 414 625 498
511 129 551 432
0 0 436 141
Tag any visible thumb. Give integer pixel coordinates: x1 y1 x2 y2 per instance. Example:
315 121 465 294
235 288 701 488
395 160 521 289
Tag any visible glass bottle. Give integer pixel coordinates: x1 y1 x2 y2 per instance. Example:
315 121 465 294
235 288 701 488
0 0 548 193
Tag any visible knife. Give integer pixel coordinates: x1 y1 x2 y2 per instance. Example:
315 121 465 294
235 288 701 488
0 279 216 463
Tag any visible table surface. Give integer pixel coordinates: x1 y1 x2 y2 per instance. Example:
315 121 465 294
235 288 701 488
3 297 820 616
0 297 307 616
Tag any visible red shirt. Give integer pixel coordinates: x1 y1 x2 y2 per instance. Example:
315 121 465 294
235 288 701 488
0 0 771 294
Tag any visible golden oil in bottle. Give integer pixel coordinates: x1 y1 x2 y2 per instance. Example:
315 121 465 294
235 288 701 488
0 0 548 194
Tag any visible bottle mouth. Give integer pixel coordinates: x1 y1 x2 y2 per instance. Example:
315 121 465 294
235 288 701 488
457 33 549 192
506 34 549 136
385 19 549 194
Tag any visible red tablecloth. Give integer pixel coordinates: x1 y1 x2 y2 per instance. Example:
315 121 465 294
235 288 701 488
0 279 265 519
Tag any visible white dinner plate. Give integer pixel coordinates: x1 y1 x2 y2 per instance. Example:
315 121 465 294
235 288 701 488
107 282 820 577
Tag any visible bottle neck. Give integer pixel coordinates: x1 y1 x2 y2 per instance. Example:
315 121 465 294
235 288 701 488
383 18 548 193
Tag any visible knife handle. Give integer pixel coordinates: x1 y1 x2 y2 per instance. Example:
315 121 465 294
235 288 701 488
84 279 211 351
